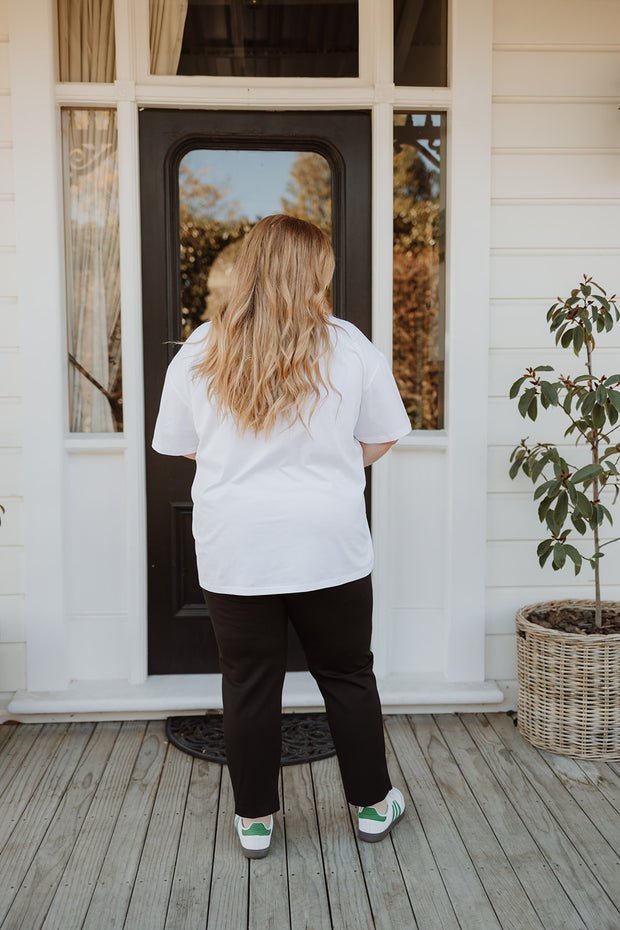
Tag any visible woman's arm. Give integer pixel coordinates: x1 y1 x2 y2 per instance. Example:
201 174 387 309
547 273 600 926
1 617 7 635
359 440 397 467
184 453 196 460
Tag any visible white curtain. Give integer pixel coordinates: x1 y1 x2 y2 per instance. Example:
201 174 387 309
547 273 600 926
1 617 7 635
64 109 121 432
57 0 115 82
150 0 189 75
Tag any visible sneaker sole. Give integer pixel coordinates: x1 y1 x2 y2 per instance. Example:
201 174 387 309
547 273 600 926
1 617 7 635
358 809 405 843
241 844 270 859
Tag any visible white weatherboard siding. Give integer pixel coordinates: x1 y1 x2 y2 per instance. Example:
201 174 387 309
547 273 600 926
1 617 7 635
0 0 26 704
486 0 620 698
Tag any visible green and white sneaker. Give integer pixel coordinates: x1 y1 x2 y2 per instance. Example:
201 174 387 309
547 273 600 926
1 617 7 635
358 787 405 843
234 814 273 859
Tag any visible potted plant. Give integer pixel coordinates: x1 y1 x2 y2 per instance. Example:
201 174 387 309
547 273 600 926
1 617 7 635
508 275 620 759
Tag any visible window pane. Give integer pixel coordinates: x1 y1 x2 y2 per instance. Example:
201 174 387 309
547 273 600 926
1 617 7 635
62 109 122 432
150 0 358 77
179 148 332 340
58 0 116 82
394 0 448 86
393 112 445 430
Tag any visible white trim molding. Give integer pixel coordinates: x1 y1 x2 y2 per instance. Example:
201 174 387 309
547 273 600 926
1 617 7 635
9 0 70 690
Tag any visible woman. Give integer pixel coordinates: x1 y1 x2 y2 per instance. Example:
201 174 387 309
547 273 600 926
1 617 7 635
152 214 411 858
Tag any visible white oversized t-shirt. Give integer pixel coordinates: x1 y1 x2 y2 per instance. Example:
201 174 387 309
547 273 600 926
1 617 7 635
152 317 411 594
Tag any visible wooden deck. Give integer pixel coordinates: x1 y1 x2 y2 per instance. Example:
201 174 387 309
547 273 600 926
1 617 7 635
0 714 618 930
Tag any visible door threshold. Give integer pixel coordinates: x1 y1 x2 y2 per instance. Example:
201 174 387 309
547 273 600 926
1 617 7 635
6 672 503 722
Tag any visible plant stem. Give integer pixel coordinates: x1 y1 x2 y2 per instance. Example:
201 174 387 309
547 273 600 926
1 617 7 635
585 332 602 628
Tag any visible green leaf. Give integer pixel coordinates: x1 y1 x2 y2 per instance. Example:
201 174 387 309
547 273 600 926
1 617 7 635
608 389 620 411
573 326 584 354
572 463 604 484
553 542 566 569
540 382 558 406
599 503 613 525
596 385 607 405
509 376 527 399
554 491 568 528
561 328 574 349
581 283 592 297
531 455 549 483
527 396 538 421
608 404 618 426
538 496 553 522
537 539 553 558
592 403 606 430
546 509 558 534
518 387 536 418
571 513 587 534
534 365 555 372
580 392 597 416
575 491 593 518
603 374 620 386
563 544 583 575
539 548 552 568
509 459 522 480
534 480 555 500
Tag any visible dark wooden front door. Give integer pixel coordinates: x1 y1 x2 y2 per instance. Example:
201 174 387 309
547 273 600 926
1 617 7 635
140 109 371 674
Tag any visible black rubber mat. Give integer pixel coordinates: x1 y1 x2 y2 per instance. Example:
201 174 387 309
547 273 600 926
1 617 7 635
166 712 336 765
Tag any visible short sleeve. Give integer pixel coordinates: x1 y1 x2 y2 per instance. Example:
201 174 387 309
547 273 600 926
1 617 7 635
152 349 199 456
354 353 411 443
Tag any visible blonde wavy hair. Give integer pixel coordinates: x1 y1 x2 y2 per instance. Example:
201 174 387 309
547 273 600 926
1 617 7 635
191 214 337 435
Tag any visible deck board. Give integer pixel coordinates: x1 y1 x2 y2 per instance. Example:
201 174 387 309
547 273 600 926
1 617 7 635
435 714 585 930
489 715 620 913
463 714 620 930
1 722 118 930
164 756 221 930
0 713 618 930
410 714 545 930
281 762 332 930
123 734 194 928
81 720 169 930
386 715 501 930
383 722 460 930
42 722 148 930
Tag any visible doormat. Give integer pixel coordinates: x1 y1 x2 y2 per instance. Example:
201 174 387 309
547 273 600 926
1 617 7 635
166 712 336 765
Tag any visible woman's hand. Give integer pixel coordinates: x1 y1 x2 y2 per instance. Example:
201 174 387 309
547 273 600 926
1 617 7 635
359 440 397 467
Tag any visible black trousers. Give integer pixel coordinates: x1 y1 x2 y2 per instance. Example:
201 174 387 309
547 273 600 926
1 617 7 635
202 575 393 818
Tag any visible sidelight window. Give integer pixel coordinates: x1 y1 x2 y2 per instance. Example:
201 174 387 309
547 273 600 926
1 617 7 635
393 111 446 430
62 108 122 432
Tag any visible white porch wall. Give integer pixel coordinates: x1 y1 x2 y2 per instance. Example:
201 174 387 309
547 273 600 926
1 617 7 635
486 0 620 698
0 0 26 698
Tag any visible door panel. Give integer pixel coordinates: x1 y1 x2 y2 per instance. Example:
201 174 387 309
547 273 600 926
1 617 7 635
140 109 371 674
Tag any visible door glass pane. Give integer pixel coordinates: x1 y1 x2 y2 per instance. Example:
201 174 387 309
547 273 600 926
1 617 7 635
58 0 116 82
393 112 445 430
150 0 358 77
179 148 332 340
62 109 122 432
394 0 448 86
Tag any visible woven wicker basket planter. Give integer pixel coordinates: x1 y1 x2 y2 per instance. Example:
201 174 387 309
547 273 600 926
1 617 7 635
516 600 620 759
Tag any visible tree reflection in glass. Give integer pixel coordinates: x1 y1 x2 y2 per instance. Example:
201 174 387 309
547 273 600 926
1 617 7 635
393 112 446 430
179 149 332 340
